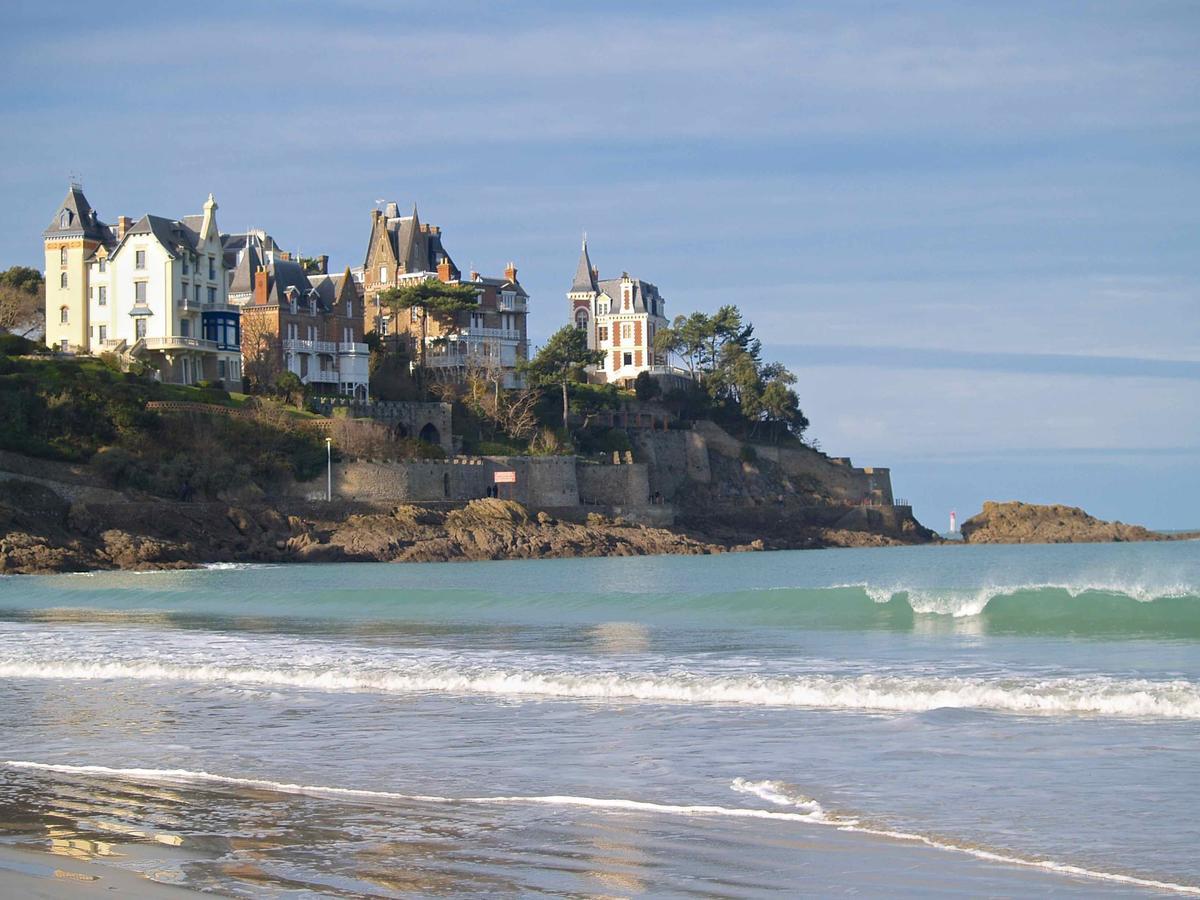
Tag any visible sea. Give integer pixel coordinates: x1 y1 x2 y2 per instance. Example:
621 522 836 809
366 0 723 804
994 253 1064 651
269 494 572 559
0 541 1197 897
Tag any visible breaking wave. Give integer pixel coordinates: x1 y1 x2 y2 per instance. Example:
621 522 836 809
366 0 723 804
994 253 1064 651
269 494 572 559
7 762 1196 895
1 657 1197 718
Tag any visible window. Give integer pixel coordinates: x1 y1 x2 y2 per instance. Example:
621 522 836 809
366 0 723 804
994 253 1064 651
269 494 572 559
208 257 216 280
135 318 147 339
379 266 388 283
343 326 352 344
98 257 106 273
194 284 201 303
60 212 69 229
380 318 389 336
60 339 69 352
290 299 297 315
98 325 107 343
98 286 107 306
208 287 216 305
60 247 67 266
287 323 298 340
307 325 316 341
346 300 352 318
575 309 589 330
597 301 608 315
622 322 633 340
182 257 189 274
410 307 419 323
180 319 190 337
623 352 633 367
598 326 608 342
135 282 147 302
60 306 69 324
60 272 68 288
219 359 227 379
135 250 146 269
471 312 485 330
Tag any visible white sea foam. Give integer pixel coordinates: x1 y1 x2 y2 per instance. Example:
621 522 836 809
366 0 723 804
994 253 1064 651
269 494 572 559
732 777 1200 895
7 762 1197 895
1 658 1197 718
834 580 1198 617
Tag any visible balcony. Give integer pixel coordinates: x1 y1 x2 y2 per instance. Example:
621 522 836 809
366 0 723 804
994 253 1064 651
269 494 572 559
142 336 218 352
337 342 369 355
177 296 200 311
283 338 338 354
452 326 522 342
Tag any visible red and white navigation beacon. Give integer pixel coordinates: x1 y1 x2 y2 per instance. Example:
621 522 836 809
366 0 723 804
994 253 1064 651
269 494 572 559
949 510 958 533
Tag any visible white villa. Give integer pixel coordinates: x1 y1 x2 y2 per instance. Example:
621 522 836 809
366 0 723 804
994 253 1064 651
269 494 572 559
43 184 242 385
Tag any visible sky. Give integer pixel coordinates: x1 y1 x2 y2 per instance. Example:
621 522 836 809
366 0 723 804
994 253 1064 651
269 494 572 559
1 0 1197 528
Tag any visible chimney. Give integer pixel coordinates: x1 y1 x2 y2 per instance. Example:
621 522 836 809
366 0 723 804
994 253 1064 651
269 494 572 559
469 269 479 281
254 266 269 305
117 216 131 239
317 254 328 275
436 258 453 282
504 261 517 283
278 250 291 261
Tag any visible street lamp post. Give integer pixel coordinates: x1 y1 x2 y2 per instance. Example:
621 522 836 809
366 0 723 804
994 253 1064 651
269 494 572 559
326 437 332 502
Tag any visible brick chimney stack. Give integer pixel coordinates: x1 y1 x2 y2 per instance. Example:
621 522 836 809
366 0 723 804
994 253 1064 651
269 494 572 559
117 216 131 239
436 259 453 282
469 269 479 281
317 254 329 275
254 266 269 305
504 261 517 282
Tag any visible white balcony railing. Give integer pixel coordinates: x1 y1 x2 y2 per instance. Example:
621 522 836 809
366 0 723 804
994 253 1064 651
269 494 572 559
142 336 218 352
283 338 338 354
337 342 369 355
447 326 522 342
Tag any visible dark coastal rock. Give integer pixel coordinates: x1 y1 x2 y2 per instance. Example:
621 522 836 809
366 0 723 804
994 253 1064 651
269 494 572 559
960 501 1192 544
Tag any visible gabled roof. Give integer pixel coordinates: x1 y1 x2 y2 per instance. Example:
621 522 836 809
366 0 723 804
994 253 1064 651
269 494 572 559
570 238 598 293
117 214 201 259
374 202 460 279
44 185 109 242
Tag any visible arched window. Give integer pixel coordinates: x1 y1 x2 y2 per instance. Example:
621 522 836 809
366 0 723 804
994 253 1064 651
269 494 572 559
575 308 589 330
60 211 69 229
60 306 69 324
60 272 68 288
60 247 67 266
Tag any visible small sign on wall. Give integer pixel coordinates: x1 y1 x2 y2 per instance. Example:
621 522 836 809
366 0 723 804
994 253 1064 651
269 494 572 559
494 471 517 484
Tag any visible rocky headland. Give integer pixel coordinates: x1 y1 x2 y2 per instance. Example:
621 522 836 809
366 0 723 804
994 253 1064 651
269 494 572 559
960 501 1195 544
0 478 934 576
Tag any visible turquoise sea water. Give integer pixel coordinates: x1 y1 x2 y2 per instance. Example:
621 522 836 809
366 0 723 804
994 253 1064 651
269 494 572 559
0 541 1197 896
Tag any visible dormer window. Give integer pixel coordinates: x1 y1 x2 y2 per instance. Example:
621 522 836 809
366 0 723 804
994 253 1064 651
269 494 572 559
209 257 216 280
60 211 69 229
98 257 106 273
597 301 608 315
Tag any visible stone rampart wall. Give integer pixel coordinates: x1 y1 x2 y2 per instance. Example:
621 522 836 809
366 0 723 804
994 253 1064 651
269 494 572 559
577 462 650 507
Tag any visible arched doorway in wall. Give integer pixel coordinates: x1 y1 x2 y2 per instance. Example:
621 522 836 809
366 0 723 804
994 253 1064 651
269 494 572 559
419 423 440 447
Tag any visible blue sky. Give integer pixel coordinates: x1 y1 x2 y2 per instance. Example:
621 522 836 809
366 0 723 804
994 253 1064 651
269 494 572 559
1 1 1197 528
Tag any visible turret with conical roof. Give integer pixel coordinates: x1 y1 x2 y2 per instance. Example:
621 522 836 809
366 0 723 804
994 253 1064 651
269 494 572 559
570 237 598 294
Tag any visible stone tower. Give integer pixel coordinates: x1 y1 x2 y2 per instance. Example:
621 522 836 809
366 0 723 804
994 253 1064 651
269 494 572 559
567 237 599 348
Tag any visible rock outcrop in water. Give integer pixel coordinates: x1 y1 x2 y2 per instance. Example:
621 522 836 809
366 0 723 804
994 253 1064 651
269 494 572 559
0 479 930 575
960 501 1192 544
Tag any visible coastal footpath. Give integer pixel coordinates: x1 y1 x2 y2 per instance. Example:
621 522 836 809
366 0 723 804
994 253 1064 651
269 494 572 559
961 501 1196 544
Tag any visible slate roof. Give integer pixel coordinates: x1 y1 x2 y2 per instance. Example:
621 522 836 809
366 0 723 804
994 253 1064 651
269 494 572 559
376 204 459 279
597 276 664 318
44 185 110 242
570 239 598 293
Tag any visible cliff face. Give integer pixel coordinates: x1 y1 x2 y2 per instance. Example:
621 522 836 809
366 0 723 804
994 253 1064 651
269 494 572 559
960 501 1186 544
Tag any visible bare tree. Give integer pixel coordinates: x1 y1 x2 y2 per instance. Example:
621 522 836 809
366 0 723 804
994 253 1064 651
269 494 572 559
241 312 282 392
0 283 44 338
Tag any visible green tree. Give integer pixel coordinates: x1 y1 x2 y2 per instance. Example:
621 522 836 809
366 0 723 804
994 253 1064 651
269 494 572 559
377 279 480 383
522 325 604 429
